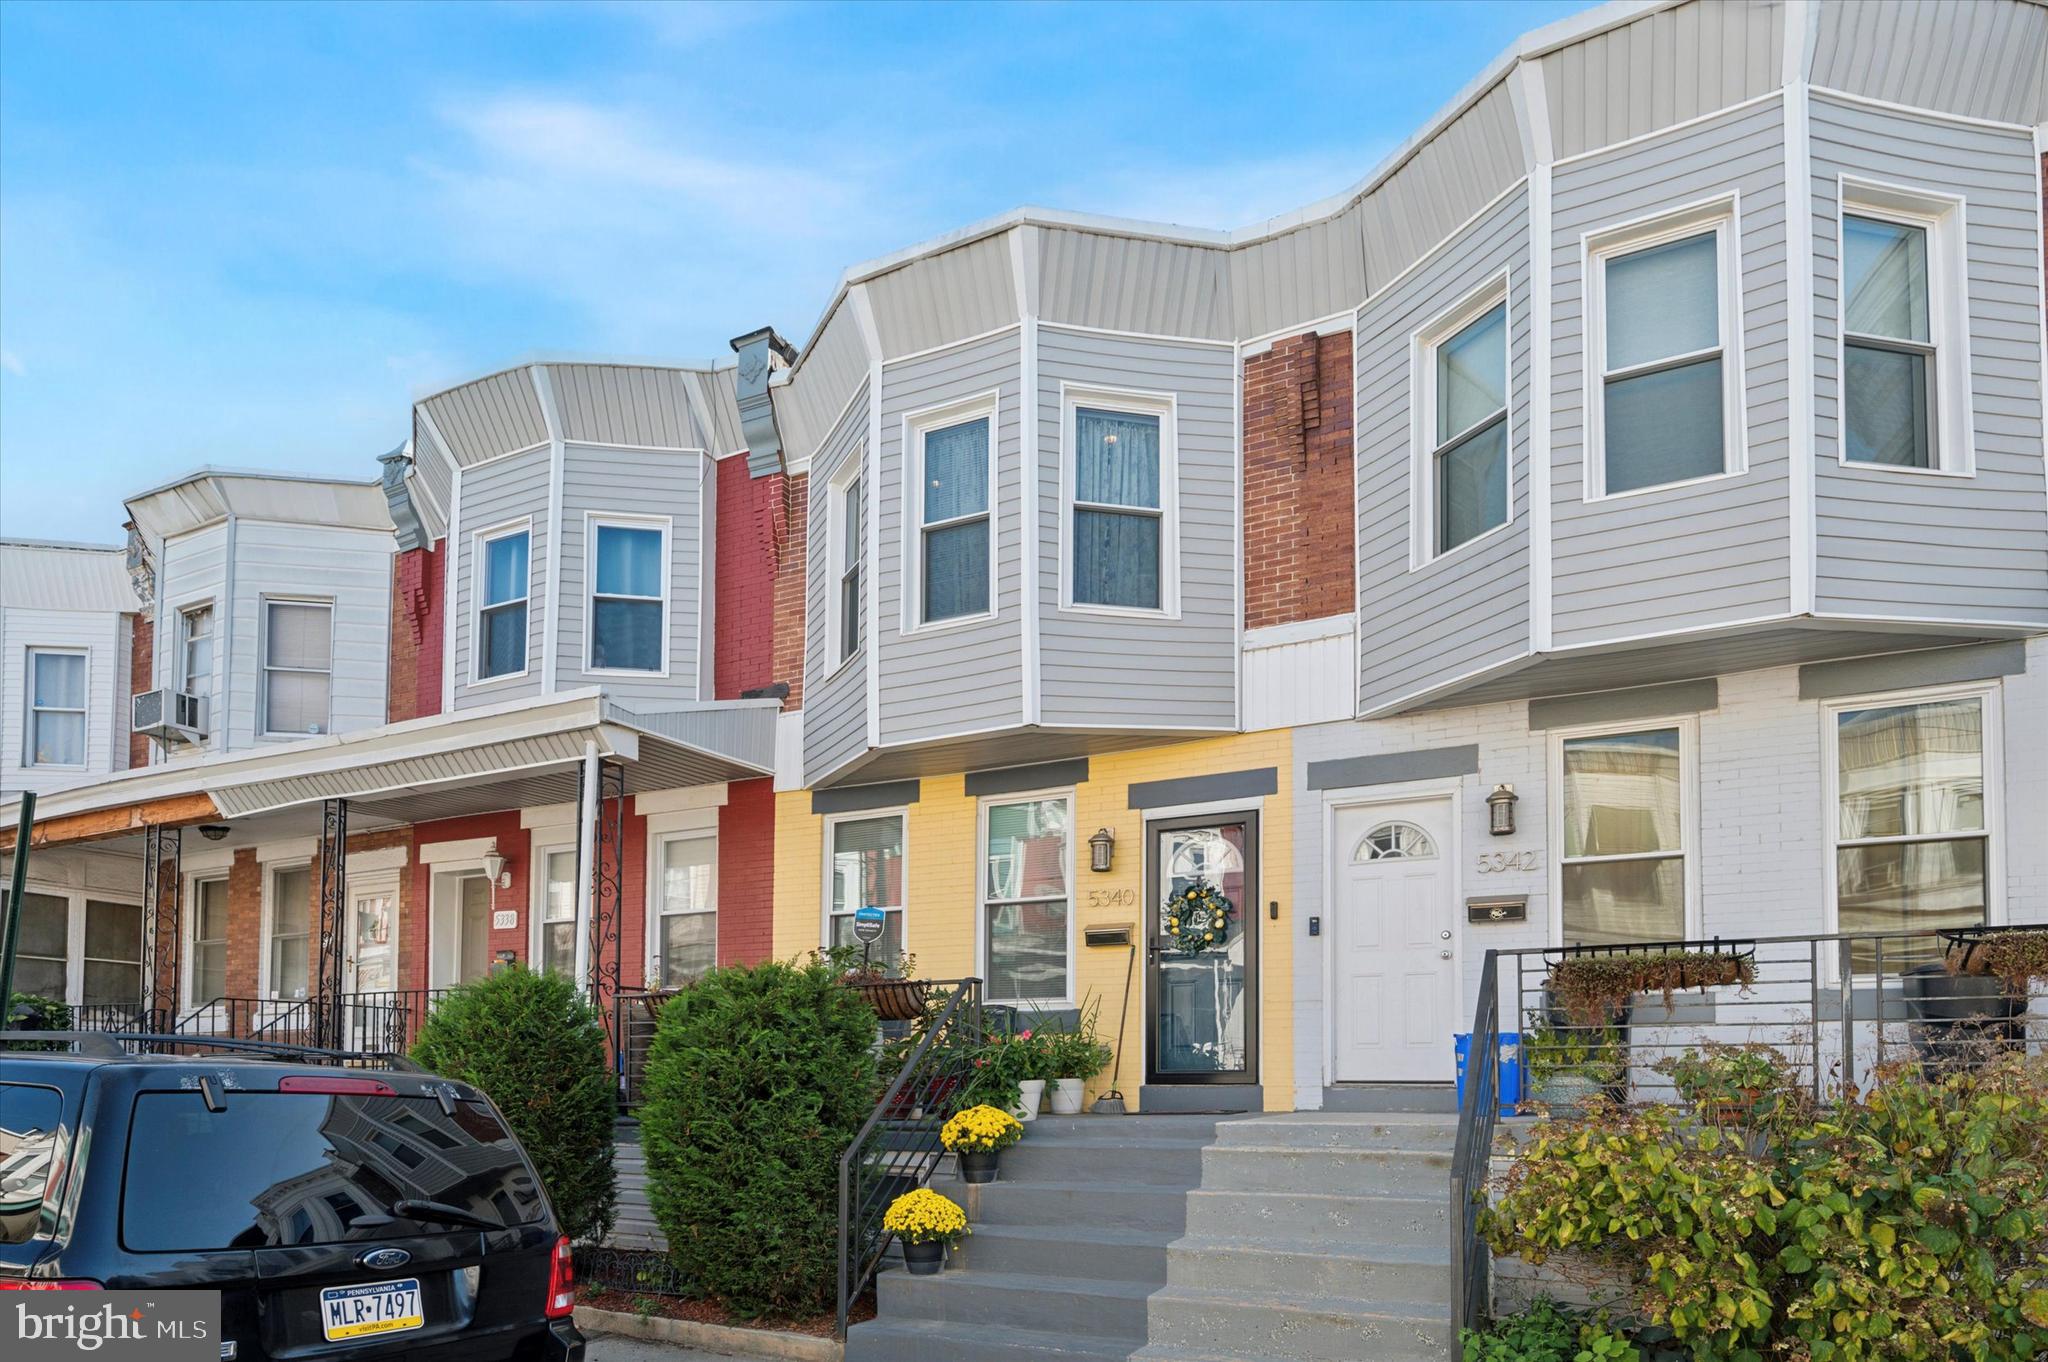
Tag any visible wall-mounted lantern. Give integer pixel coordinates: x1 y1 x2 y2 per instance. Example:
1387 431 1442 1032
1486 784 1518 837
482 842 511 889
1088 827 1116 873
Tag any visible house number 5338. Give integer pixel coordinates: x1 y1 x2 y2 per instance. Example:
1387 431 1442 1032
1476 849 1541 874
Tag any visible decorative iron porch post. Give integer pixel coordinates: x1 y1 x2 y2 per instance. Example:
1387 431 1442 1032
588 760 626 1056
140 825 182 1029
315 798 348 1049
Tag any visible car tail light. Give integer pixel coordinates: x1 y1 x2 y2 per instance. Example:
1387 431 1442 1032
278 1075 397 1096
0 1280 101 1290
544 1236 575 1319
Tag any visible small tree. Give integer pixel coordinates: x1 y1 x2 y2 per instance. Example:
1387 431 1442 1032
639 959 879 1318
410 967 617 1243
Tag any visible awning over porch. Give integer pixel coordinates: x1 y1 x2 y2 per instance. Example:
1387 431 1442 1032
0 689 778 849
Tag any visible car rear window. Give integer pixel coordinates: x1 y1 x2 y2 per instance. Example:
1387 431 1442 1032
1 1082 66 1245
121 1090 547 1251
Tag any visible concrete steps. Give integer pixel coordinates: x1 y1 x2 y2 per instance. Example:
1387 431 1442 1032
607 1119 666 1251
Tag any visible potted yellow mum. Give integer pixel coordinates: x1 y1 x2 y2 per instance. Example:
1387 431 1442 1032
884 1187 968 1275
941 1104 1023 1184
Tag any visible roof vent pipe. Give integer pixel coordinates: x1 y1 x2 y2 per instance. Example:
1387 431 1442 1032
730 326 798 479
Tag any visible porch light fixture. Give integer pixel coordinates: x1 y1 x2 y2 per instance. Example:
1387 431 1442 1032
482 842 510 889
1486 784 1518 837
1088 827 1116 873
197 824 231 842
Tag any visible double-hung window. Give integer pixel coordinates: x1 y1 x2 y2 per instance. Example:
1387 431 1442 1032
192 877 229 1003
1069 395 1169 611
655 835 717 987
589 520 666 672
26 649 86 767
263 600 333 737
539 848 577 978
82 899 143 1006
1842 210 1939 469
1558 725 1690 945
982 796 1072 1004
270 865 311 1000
0 891 141 1006
1590 208 1738 496
827 814 905 962
913 411 991 625
1831 692 1990 970
476 526 530 680
831 461 862 663
179 604 213 700
1424 291 1510 556
7 890 70 999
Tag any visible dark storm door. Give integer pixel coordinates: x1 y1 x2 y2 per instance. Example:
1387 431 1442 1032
1145 812 1259 1086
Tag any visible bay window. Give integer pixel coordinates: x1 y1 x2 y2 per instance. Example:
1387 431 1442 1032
262 600 333 737
982 796 1072 1004
1558 725 1689 945
589 519 667 672
27 649 86 767
827 814 905 962
911 408 992 626
1422 288 1510 556
476 525 530 681
1838 180 1966 475
179 603 214 699
830 460 863 664
655 834 717 987
1066 392 1172 612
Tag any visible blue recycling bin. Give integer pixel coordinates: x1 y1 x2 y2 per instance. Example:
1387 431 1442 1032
1454 1032 1521 1116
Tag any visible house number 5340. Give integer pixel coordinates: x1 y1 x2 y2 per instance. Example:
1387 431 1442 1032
1476 849 1541 874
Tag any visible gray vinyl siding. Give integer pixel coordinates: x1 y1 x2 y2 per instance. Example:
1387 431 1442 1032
867 233 1019 360
1811 0 2048 128
1038 231 1235 342
1542 0 1785 162
451 445 550 709
1809 95 2048 625
556 445 708 703
803 392 871 781
876 330 1025 745
1550 94 1795 647
1036 327 1237 730
232 522 391 744
1355 186 1533 716
421 368 548 468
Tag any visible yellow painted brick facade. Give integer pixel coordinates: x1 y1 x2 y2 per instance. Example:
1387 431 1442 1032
773 731 1295 1111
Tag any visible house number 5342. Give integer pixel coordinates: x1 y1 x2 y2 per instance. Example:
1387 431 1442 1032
1476 849 1541 874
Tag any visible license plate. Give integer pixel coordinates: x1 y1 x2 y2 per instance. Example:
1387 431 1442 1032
320 1278 424 1342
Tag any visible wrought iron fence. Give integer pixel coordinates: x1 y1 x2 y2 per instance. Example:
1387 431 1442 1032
614 989 682 1109
835 978 984 1339
1449 925 2048 1353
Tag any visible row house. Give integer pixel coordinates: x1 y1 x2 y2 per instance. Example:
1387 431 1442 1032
5 0 2046 1112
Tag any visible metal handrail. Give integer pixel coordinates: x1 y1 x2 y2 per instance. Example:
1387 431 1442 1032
1449 949 1501 1344
835 978 983 1339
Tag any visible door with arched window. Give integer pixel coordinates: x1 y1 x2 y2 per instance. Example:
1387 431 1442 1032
1331 797 1456 1083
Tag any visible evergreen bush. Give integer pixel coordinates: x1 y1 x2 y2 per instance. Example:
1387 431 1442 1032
639 959 879 1318
3 992 72 1051
409 966 617 1242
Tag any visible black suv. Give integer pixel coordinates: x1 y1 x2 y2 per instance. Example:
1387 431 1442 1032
0 1033 584 1361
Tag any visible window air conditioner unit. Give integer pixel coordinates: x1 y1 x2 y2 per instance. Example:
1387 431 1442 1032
133 688 206 746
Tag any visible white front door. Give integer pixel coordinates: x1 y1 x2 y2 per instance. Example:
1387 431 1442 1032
346 879 398 995
1332 797 1457 1083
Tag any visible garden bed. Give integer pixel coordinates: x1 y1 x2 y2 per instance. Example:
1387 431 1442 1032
576 1285 873 1337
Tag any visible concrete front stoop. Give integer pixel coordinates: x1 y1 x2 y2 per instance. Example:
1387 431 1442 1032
610 1117 668 1253
843 1110 1458 1362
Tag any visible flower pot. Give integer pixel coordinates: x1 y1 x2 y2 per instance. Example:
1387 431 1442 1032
901 1239 946 1275
1533 1073 1602 1115
1012 1079 1046 1122
848 978 929 1022
1049 1078 1086 1115
957 1150 999 1184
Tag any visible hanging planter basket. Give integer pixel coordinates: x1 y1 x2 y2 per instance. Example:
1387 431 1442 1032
847 977 929 1021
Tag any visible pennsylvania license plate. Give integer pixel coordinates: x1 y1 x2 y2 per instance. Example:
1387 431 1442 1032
320 1278 425 1341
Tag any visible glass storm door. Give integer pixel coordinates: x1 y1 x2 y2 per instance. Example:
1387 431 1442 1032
347 884 397 994
1146 813 1259 1086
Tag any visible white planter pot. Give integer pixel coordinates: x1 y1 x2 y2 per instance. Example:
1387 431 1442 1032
1012 1079 1046 1122
1049 1078 1086 1115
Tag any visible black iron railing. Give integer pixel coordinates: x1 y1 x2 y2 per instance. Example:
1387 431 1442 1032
1447 926 2048 1353
73 990 455 1055
835 978 984 1338
614 988 682 1109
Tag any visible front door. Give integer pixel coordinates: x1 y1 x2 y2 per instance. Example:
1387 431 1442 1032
1146 813 1259 1086
1332 798 1457 1083
458 876 492 984
345 880 398 995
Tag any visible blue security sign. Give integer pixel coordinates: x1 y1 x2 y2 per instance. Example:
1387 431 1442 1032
851 905 888 946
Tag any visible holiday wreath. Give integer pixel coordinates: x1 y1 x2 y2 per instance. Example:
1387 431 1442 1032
1163 876 1235 955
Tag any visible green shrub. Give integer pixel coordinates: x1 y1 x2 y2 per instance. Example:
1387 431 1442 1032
4 992 72 1051
639 959 878 1318
410 967 616 1242
1462 1298 1642 1362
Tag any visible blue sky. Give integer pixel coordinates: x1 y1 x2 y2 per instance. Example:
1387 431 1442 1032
0 0 1583 543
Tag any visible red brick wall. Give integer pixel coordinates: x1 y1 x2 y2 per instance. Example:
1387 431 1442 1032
225 849 263 999
714 455 777 699
128 613 152 768
388 541 444 723
717 777 776 967
1241 330 1356 631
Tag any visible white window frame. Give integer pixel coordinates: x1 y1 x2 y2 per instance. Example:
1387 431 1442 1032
259 596 335 738
1581 195 1747 501
1058 382 1180 618
469 517 533 687
1835 176 1973 477
820 808 909 955
975 789 1077 1009
1820 680 2003 959
1410 271 1514 568
826 452 864 673
649 830 719 989
900 392 999 633
186 873 232 1008
261 862 313 1002
1547 715 1701 947
0 880 145 1009
24 646 88 769
176 599 215 707
529 841 579 980
583 512 673 677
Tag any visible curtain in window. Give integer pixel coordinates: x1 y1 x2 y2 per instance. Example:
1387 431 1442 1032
659 838 717 987
921 420 989 622
923 421 988 523
1076 409 1160 508
480 534 529 679
30 653 85 765
542 851 577 978
594 526 662 597
267 603 332 671
1074 408 1162 609
265 603 332 735
1560 729 1684 945
924 518 990 622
